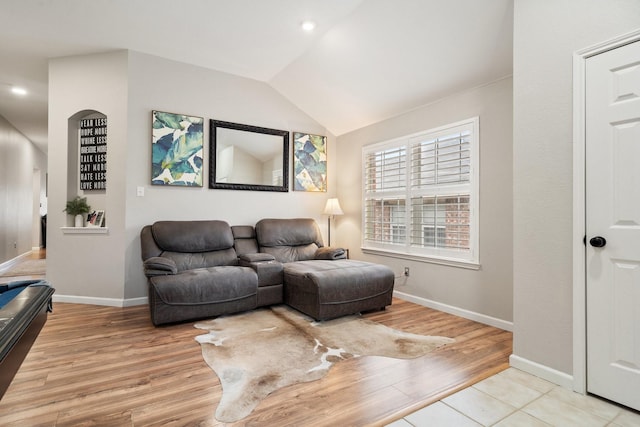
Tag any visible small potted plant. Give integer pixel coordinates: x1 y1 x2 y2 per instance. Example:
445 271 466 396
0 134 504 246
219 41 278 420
64 196 91 227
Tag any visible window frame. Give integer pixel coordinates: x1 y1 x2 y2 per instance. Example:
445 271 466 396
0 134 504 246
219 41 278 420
361 117 479 268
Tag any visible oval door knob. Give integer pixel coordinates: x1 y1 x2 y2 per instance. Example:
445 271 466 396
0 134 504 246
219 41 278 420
589 236 607 248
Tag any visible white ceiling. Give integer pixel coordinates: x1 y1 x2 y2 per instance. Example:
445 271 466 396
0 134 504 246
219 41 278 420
0 0 513 153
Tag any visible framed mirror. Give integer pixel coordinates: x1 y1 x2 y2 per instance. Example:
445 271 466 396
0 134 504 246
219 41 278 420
209 120 289 192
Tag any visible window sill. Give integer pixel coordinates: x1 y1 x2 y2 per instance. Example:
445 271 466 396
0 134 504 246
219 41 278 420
361 247 480 270
61 227 109 234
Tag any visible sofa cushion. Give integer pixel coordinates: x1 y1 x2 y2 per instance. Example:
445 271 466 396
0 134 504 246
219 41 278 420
152 220 234 253
231 225 255 239
162 249 238 272
255 218 323 262
283 260 394 304
239 253 275 263
232 225 259 256
149 266 257 305
256 218 322 247
261 245 319 263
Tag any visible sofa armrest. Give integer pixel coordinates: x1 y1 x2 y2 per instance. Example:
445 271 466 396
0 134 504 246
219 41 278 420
315 247 347 260
239 255 282 286
143 256 177 277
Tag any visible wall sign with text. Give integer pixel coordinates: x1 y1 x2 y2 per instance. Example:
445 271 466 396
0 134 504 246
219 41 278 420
79 118 107 190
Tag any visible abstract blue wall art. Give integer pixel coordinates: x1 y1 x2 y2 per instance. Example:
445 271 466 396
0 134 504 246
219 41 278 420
293 132 327 192
152 111 204 186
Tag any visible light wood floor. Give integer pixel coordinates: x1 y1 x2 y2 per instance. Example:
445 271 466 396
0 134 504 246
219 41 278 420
0 248 47 283
0 253 512 426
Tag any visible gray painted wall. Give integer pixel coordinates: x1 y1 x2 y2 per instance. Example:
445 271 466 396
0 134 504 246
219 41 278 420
513 0 640 375
0 114 47 265
47 50 336 304
336 77 513 323
48 51 130 302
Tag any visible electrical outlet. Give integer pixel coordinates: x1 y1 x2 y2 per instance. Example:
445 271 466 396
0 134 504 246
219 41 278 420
404 267 410 277
13 242 17 249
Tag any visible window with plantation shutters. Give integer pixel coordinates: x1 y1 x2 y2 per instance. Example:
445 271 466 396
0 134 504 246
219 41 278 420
362 118 479 266
363 145 407 245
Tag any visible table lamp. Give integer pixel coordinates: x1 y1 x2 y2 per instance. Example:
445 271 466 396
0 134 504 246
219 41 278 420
323 198 344 246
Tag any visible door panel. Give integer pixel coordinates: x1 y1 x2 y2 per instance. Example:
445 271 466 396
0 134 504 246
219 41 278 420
586 40 640 411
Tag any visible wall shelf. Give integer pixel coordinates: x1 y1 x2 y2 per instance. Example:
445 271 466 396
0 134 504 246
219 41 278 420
61 227 109 235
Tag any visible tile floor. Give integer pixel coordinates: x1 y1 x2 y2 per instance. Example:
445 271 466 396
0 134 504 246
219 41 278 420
386 368 640 427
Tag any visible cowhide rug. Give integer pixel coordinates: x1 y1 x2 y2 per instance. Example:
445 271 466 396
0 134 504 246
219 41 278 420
194 305 454 422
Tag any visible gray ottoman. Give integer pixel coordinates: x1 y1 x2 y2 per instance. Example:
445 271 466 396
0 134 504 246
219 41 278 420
283 260 394 320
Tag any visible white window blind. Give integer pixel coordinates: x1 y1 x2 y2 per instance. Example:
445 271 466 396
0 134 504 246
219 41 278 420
364 143 407 246
364 198 406 244
410 195 470 250
410 130 471 187
362 118 479 265
364 146 406 192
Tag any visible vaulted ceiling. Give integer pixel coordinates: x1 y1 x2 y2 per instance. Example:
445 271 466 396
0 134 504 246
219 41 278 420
0 0 513 153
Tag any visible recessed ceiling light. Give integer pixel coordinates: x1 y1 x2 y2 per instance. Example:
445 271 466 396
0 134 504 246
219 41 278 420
11 86 27 96
301 21 316 32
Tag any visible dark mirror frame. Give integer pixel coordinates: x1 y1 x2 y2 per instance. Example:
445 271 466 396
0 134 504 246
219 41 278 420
209 119 289 192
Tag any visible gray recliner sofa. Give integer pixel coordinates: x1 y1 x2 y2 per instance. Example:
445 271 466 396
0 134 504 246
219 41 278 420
140 218 394 325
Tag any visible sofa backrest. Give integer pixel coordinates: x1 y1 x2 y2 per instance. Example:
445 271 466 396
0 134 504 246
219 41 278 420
140 220 238 271
255 218 324 263
231 225 259 256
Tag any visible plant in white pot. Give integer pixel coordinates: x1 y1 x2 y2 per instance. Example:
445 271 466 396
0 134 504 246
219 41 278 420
64 196 91 227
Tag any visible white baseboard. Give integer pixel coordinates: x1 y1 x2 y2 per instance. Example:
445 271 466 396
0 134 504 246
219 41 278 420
393 290 513 331
52 294 148 307
509 354 574 389
123 297 148 307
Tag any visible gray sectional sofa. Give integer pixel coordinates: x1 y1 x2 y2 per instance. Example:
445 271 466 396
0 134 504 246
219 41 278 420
140 218 394 325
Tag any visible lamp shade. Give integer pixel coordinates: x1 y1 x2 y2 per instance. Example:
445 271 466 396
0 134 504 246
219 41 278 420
323 198 344 216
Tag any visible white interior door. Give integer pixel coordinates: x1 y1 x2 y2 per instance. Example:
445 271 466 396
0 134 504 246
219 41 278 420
586 39 640 411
